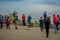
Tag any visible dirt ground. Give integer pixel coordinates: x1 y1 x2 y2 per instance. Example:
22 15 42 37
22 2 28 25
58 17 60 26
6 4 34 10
0 25 60 40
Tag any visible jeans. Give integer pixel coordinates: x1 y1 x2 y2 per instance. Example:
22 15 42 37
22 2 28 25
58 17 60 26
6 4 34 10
54 24 57 33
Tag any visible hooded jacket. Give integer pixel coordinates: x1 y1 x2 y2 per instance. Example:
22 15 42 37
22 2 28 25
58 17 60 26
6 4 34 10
53 14 58 24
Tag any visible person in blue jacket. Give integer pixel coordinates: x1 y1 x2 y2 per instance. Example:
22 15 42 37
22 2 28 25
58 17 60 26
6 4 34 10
39 16 44 31
0 15 2 29
27 15 32 28
43 11 47 24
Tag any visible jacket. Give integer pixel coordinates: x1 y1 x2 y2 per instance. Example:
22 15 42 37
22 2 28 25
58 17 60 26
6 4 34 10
27 15 32 22
22 15 26 20
53 14 58 24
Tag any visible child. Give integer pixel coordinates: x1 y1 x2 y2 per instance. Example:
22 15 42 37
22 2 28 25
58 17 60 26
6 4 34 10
39 16 44 31
6 16 10 29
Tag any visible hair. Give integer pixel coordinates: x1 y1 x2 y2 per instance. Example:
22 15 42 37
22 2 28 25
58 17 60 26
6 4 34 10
7 16 9 19
40 16 42 18
46 17 49 20
53 14 55 17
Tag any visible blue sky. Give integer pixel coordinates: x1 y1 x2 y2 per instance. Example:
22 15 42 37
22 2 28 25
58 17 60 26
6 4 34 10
0 0 60 22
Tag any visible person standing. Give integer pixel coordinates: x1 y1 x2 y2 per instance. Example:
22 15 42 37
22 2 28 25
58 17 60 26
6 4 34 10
22 14 26 26
13 11 18 29
6 16 10 29
56 15 59 30
39 16 44 31
45 17 50 38
14 13 18 29
43 11 47 24
58 15 60 30
0 14 2 29
4 15 7 27
53 14 58 33
27 15 32 28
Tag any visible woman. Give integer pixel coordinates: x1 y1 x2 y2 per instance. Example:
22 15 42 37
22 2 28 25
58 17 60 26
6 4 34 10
45 17 50 38
53 14 58 33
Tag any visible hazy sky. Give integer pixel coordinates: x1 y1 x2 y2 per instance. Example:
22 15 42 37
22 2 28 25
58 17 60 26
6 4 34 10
0 0 60 22
0 0 60 13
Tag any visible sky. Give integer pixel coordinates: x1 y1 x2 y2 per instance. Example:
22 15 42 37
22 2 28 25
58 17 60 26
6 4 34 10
0 0 60 22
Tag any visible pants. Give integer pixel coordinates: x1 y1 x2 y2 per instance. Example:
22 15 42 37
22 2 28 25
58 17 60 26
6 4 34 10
28 21 31 28
6 24 10 29
54 24 57 33
56 23 59 30
46 26 49 37
15 20 18 29
23 20 26 26
40 24 43 31
0 22 2 29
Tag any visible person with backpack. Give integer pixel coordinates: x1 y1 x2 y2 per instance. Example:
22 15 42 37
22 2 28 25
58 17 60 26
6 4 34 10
53 14 58 33
14 15 18 29
27 15 32 28
13 11 18 29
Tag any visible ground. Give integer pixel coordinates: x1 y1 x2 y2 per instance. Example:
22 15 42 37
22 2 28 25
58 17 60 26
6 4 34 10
0 25 60 40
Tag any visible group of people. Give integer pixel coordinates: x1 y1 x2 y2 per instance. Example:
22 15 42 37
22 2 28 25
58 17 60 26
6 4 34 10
39 11 60 38
0 14 10 29
0 11 60 38
0 11 32 29
22 14 32 28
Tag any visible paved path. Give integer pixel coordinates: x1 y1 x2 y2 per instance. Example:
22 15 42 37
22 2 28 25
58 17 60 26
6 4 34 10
0 25 60 40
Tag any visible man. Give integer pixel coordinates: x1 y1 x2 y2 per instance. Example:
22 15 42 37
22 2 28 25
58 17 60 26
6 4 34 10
43 11 47 24
27 15 32 28
22 14 26 26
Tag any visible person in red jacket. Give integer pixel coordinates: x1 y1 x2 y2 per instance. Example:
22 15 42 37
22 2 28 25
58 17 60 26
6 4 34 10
53 14 58 33
6 16 10 29
22 14 26 26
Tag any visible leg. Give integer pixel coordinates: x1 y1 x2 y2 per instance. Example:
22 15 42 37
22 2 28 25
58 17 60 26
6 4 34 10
56 24 59 30
15 23 17 29
24 20 26 26
6 24 8 29
54 24 57 33
46 29 47 37
46 29 48 37
23 20 25 26
1 22 2 29
23 20 24 25
8 25 10 29
28 21 30 28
